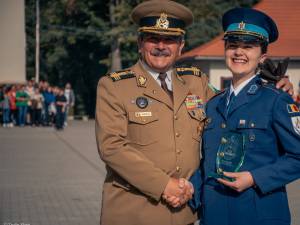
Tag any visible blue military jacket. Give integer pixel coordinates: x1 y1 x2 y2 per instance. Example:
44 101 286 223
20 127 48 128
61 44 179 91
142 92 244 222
191 75 300 225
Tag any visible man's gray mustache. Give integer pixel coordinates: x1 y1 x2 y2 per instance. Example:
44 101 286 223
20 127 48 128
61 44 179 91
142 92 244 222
151 48 171 56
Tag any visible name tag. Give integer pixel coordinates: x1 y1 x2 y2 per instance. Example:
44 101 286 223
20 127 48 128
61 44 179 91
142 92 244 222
135 112 152 117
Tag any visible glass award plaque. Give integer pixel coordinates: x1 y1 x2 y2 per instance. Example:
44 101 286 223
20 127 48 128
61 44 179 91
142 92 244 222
208 131 245 181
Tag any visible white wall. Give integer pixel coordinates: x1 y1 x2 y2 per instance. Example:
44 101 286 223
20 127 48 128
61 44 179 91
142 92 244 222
0 0 26 84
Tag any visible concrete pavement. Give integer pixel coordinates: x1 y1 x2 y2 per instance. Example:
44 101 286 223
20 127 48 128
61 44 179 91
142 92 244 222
0 121 299 225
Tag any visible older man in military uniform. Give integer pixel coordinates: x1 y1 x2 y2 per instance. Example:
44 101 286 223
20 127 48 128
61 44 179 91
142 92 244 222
95 1 215 225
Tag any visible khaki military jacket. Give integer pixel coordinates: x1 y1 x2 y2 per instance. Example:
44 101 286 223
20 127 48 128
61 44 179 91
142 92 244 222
95 61 215 225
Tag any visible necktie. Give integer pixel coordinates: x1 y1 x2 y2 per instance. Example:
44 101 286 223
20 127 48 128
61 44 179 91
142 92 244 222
158 73 173 98
226 92 235 116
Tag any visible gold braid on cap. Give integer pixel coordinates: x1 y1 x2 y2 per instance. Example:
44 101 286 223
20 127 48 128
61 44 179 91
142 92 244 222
138 13 185 36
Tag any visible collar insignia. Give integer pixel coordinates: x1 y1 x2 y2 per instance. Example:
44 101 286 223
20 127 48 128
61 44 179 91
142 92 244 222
247 84 258 94
137 75 147 87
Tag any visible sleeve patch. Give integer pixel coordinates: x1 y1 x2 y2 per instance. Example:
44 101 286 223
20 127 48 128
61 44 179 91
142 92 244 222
291 116 300 135
287 104 300 113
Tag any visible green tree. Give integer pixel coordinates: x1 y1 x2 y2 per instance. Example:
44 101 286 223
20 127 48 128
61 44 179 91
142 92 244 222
25 0 258 117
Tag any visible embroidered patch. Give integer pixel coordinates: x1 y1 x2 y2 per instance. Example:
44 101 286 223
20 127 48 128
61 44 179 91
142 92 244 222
247 85 258 94
185 95 204 110
287 104 300 113
136 97 148 109
291 116 300 135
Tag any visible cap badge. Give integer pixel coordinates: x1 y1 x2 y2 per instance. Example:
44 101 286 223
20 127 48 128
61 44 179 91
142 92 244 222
238 21 245 30
138 75 147 87
155 13 169 29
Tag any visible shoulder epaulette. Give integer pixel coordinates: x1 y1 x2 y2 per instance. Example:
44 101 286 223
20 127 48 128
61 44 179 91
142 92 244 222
107 69 135 82
176 66 203 77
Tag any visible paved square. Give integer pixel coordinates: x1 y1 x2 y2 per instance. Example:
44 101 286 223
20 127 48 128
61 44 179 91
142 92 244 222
0 121 299 225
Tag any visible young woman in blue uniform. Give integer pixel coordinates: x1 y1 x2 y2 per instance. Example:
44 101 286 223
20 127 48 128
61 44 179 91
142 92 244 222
190 7 300 225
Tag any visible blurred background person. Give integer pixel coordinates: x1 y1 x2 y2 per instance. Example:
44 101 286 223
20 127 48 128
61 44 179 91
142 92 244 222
25 80 35 125
31 88 44 126
42 86 56 126
2 87 11 128
8 85 17 127
55 88 67 130
64 82 75 127
16 85 30 127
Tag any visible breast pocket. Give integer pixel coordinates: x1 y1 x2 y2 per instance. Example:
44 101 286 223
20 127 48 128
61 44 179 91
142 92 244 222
127 111 159 145
235 116 271 148
188 108 206 142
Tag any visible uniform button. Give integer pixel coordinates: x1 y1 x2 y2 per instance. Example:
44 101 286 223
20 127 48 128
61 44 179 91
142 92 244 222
221 123 226 128
249 134 255 141
250 123 255 128
218 152 225 157
197 126 203 133
174 115 178 120
221 137 227 144
152 90 156 94
176 166 181 172
176 149 181 154
142 119 146 122
217 168 223 174
175 132 180 137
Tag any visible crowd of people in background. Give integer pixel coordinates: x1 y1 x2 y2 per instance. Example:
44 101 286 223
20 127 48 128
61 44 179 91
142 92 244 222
0 80 75 130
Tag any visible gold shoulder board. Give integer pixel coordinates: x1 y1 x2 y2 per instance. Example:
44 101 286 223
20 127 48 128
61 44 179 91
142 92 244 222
107 69 135 82
176 66 203 77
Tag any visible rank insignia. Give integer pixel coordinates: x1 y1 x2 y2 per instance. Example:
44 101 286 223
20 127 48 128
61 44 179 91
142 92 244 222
287 104 300 113
291 116 300 135
136 97 148 109
185 94 204 110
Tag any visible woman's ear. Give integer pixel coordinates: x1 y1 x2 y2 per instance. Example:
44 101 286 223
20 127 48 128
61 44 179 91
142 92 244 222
259 53 268 64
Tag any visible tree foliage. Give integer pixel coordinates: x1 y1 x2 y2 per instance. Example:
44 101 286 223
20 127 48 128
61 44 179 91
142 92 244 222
25 0 258 117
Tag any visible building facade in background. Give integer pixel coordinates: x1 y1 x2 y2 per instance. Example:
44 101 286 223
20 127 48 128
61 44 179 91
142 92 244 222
179 0 300 93
0 0 26 84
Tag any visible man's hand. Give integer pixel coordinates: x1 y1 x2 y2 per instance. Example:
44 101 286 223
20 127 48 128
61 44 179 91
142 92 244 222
276 77 294 97
259 57 294 97
162 178 194 208
217 171 254 193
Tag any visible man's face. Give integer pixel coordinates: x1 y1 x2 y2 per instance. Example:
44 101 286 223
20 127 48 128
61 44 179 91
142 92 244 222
138 34 184 73
225 41 266 79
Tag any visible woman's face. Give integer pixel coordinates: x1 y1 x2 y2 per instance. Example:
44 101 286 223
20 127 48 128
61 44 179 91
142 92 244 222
225 41 267 79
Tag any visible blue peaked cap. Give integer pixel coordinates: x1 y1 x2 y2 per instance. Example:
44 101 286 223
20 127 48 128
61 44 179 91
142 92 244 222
222 7 278 43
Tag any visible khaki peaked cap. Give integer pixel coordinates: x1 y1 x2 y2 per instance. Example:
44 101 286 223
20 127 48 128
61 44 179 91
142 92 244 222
131 0 193 36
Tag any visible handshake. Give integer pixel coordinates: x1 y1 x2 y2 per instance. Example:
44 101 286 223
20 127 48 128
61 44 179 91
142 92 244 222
162 177 194 208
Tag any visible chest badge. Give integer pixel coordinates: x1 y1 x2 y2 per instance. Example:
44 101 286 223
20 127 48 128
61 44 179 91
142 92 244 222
136 96 148 109
185 94 204 110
